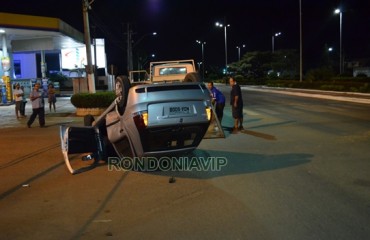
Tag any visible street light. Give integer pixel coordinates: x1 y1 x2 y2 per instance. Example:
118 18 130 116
196 40 206 80
128 31 157 72
139 53 156 72
215 21 230 76
272 32 281 53
133 32 157 49
236 44 245 61
334 8 343 74
299 0 303 82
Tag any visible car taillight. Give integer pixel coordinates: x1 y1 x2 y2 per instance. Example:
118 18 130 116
133 111 148 130
206 107 211 121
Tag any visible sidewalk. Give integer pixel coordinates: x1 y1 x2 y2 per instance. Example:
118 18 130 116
0 97 81 129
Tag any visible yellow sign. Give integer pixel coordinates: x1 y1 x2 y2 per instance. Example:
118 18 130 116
2 76 12 102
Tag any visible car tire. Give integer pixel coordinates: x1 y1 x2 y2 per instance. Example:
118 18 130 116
184 72 201 82
84 114 95 126
115 75 131 115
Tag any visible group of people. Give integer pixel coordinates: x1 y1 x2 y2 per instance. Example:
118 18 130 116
13 82 57 128
207 76 244 134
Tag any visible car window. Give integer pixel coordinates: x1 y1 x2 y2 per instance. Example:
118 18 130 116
159 67 187 75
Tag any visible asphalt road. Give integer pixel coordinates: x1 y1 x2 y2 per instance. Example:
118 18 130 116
0 88 370 240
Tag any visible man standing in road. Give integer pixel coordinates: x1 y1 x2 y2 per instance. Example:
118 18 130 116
207 81 226 124
27 82 46 128
229 77 244 134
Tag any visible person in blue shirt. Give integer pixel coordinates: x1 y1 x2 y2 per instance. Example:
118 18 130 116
207 81 226 124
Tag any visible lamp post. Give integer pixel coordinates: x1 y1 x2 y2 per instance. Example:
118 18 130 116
272 32 281 53
299 0 303 82
215 22 230 76
236 44 245 61
196 40 206 80
128 30 157 72
334 8 343 74
133 32 157 49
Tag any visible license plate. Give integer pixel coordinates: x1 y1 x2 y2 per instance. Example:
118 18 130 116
169 106 190 115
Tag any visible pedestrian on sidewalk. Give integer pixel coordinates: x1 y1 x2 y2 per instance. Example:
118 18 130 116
27 82 46 128
47 83 57 112
229 76 244 133
13 83 26 119
20 85 27 117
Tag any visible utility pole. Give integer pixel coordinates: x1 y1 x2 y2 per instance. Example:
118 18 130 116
299 0 303 82
126 23 133 73
82 0 95 93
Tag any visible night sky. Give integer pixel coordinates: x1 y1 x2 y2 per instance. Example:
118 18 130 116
2 0 370 74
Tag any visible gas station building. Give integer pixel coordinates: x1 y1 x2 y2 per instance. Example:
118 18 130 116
0 12 107 104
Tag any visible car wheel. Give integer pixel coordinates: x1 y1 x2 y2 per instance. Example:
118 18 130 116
115 75 131 115
84 114 95 126
184 72 201 82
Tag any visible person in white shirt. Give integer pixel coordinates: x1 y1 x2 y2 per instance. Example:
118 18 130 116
27 83 46 128
13 83 25 119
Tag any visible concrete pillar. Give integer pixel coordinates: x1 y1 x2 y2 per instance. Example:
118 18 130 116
1 33 12 102
40 50 47 79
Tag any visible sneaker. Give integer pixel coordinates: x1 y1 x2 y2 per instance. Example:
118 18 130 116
27 124 31 128
238 126 244 131
231 128 238 134
40 125 47 128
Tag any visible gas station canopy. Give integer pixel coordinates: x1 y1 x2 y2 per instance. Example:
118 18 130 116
0 12 84 52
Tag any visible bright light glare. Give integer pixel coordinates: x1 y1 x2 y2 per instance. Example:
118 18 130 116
334 8 341 14
142 112 148 126
206 107 211 121
215 22 223 27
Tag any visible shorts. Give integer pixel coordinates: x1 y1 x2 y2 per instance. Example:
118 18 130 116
232 106 243 119
48 95 57 103
15 101 22 111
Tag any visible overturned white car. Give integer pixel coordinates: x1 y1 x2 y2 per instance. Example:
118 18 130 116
60 60 214 174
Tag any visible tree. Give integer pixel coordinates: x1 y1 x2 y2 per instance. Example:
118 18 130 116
229 49 299 80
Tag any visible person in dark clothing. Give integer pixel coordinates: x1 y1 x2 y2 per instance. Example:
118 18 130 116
20 86 27 117
47 84 57 112
229 77 244 133
207 81 226 124
27 83 46 128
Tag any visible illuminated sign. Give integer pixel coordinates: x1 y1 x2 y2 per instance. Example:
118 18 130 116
61 39 106 69
1 57 11 71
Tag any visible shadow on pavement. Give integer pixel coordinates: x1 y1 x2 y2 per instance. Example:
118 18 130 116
146 149 313 179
